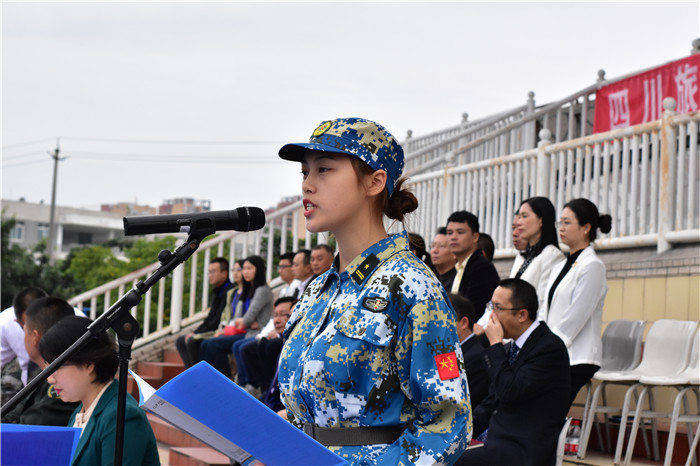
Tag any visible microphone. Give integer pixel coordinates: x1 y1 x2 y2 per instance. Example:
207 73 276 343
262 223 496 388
123 207 266 236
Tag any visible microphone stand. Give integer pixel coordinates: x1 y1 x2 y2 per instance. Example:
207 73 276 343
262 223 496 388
1 226 215 466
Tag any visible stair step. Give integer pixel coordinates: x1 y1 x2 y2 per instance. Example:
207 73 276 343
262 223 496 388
163 348 184 365
147 413 209 449
169 447 230 466
137 361 186 381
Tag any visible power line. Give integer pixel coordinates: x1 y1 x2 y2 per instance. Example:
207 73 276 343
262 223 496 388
60 137 287 145
1 138 56 150
3 158 52 168
2 151 47 161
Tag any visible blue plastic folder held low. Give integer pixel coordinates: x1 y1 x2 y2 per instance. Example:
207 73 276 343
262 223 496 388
129 361 347 466
1 424 81 465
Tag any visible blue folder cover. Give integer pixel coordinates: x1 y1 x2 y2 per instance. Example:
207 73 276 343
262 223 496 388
1 424 81 466
131 361 346 466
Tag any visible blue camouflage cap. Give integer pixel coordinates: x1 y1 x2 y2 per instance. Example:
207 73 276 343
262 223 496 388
278 117 405 196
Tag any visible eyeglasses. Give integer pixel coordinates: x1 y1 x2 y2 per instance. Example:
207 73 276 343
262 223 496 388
555 220 579 228
273 313 292 319
486 301 520 313
277 264 291 269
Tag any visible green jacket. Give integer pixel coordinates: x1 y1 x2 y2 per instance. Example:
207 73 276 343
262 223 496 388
68 380 159 466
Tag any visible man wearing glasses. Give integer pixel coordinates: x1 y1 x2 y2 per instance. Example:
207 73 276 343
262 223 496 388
456 278 570 466
277 253 300 298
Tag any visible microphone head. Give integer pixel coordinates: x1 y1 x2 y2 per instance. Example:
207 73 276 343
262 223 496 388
237 207 266 231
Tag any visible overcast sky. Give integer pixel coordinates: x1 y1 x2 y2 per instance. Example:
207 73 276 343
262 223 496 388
2 1 698 213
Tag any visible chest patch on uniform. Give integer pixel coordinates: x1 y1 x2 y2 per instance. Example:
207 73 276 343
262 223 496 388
362 296 389 312
351 254 380 285
435 352 459 380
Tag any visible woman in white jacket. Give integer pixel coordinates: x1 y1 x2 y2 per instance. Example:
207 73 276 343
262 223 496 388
542 198 612 405
511 196 565 308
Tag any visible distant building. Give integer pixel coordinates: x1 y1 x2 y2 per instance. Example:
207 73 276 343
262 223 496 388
101 202 157 216
158 198 211 215
2 199 124 259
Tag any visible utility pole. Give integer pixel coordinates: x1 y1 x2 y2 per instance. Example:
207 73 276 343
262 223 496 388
47 140 67 264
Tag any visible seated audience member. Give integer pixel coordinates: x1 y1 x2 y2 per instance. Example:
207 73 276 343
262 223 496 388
456 279 570 466
477 233 495 262
1 287 47 403
277 253 300 298
241 297 296 400
200 255 272 379
430 227 457 289
291 249 314 298
446 210 500 320
176 257 233 367
2 297 79 425
408 232 437 274
448 293 488 409
41 316 159 466
310 244 334 277
511 197 564 308
541 198 611 405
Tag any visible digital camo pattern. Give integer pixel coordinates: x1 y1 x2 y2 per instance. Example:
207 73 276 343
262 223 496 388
279 232 471 465
279 117 404 196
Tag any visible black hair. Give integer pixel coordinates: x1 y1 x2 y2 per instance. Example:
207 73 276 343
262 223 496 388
274 296 298 308
564 198 612 242
448 293 475 330
520 196 560 252
312 244 334 255
408 232 436 274
436 226 447 235
40 315 118 384
279 252 296 264
13 287 48 321
498 278 538 322
348 157 418 224
477 233 495 262
295 249 311 266
24 297 75 334
210 257 230 276
446 211 480 234
243 255 267 299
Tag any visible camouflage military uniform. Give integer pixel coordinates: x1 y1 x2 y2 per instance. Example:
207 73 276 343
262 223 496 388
279 232 471 465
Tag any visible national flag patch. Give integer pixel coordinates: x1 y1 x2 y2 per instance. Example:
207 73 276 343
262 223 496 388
434 352 459 380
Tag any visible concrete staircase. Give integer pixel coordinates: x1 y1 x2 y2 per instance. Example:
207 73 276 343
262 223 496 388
128 348 231 466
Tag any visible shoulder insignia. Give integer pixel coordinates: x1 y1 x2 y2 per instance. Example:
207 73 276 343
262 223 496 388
351 254 379 285
362 296 389 312
435 352 459 380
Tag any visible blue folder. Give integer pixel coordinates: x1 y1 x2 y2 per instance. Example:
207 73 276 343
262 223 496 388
133 361 346 466
1 424 80 466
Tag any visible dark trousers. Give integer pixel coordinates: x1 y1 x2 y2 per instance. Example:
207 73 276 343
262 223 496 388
243 337 284 391
176 334 202 368
199 334 244 378
570 363 600 406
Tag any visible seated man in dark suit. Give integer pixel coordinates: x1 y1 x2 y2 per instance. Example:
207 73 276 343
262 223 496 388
445 211 500 321
2 297 80 425
448 293 489 410
456 278 570 466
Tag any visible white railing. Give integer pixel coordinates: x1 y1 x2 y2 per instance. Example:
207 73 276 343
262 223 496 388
405 98 700 258
69 101 699 350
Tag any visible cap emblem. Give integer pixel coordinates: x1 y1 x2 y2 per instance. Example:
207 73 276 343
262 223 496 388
312 121 333 137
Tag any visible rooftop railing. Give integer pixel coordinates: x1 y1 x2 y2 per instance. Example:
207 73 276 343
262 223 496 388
69 100 699 349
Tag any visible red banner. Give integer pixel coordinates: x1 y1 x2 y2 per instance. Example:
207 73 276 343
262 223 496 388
593 54 700 133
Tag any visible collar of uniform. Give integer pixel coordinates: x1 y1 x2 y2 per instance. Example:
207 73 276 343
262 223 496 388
317 232 409 293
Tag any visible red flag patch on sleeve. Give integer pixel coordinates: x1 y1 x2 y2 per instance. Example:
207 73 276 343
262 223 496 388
434 352 459 380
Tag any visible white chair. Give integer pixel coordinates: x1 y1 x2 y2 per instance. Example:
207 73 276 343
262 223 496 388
603 320 698 465
623 328 700 466
556 416 573 466
578 319 646 459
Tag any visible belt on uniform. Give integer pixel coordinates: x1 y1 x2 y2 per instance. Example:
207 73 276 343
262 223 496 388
302 423 405 446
